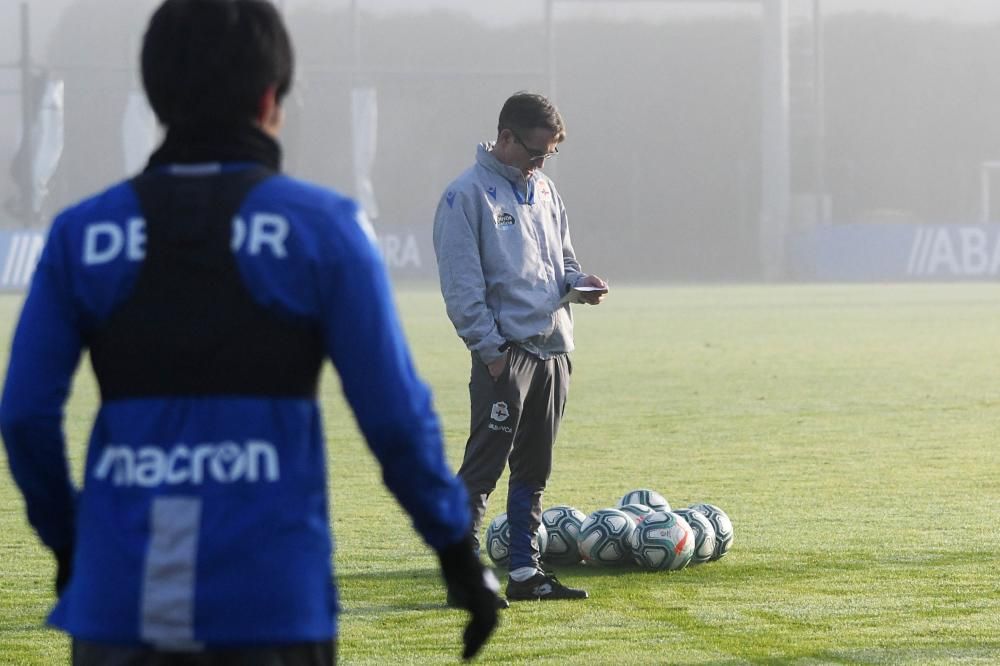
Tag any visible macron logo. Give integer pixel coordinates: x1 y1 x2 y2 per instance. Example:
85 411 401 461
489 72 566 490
94 440 280 487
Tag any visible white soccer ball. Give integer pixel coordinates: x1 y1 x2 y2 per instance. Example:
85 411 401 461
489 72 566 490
541 505 586 565
618 489 671 512
485 512 548 568
618 503 655 525
628 510 695 571
688 503 733 561
578 508 636 565
672 508 717 565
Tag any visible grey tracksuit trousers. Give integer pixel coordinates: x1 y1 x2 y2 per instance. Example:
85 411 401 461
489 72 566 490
458 345 571 572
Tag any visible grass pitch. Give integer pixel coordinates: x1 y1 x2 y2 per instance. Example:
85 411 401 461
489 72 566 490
1 283 998 664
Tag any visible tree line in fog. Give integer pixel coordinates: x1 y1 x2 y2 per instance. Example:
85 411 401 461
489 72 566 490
33 2 1000 278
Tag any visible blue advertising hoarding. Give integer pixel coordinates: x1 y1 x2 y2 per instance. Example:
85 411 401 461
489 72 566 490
6 223 995 290
371 224 434 279
787 223 1000 281
0 225 433 294
0 230 46 292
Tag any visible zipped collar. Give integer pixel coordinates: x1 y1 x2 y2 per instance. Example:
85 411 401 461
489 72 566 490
146 123 282 173
476 142 538 205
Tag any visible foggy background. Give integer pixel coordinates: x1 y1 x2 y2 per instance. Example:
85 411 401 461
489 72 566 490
3 0 1000 281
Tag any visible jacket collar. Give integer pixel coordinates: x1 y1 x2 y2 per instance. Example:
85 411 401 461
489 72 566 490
476 142 529 182
146 123 282 172
476 142 540 204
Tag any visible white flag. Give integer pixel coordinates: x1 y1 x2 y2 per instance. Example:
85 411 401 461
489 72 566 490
30 79 64 215
351 86 379 220
122 91 159 175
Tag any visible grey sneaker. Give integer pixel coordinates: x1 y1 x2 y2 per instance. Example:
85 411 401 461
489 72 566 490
506 571 588 601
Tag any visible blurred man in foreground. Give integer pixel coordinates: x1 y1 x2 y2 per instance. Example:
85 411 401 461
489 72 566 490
1 1 499 663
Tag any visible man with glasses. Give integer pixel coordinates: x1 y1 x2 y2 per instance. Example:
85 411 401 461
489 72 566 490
433 92 608 603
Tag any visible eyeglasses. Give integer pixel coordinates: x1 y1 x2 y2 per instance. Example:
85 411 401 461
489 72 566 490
509 129 559 163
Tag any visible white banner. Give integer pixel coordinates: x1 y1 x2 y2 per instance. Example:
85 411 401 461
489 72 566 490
351 86 379 220
122 91 159 176
31 78 64 215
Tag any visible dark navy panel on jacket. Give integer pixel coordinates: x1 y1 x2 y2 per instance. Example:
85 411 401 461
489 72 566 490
88 168 323 400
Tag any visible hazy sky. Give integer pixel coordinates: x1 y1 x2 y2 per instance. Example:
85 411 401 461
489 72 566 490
336 0 1000 24
9 0 1000 39
3 0 1000 66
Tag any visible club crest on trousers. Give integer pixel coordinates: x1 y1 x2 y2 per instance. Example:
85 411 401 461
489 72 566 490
490 401 509 422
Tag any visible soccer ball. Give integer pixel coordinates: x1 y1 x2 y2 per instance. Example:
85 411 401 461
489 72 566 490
618 489 671 512
485 512 548 568
578 508 636 565
484 513 511 567
689 503 734 561
541 505 587 565
628 510 695 571
672 508 717 565
619 503 655 524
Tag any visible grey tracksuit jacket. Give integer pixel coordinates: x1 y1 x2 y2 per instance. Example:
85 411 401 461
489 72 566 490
433 143 586 365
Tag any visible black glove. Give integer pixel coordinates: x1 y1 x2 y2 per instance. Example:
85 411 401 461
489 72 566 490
438 536 500 661
53 545 74 598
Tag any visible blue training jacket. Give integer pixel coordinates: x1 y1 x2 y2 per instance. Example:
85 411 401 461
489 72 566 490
0 139 469 646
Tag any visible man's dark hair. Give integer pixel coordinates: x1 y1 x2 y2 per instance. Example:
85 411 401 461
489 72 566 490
498 92 566 142
141 0 294 128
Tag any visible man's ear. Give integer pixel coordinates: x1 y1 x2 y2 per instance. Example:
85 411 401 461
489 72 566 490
257 85 282 134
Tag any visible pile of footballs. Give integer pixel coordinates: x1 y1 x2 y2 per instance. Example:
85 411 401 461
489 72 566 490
485 489 734 571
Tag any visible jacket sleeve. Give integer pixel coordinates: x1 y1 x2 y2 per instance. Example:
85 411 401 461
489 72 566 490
320 203 469 552
555 189 586 292
0 219 83 553
432 188 507 365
